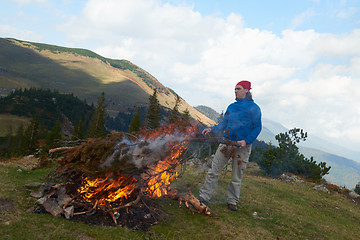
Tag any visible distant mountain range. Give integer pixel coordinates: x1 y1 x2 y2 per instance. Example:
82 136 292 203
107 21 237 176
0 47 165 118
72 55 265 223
261 118 360 162
261 118 360 188
194 105 221 123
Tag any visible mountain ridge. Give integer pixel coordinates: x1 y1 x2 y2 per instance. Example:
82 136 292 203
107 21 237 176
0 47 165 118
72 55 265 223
0 37 214 125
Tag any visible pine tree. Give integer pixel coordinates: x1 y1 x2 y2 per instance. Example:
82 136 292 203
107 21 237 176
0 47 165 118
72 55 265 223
355 182 360 195
169 94 181 124
2 125 14 157
217 111 224 123
257 128 331 181
87 92 107 138
182 108 191 123
45 119 62 150
14 124 25 155
22 116 40 155
146 89 161 129
72 118 84 140
128 107 142 133
6 125 13 146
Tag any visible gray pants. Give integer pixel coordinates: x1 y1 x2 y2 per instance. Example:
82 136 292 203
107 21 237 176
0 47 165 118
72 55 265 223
199 143 252 205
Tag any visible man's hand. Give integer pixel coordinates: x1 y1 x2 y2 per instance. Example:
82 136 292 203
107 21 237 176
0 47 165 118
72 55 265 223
237 140 247 148
202 128 212 136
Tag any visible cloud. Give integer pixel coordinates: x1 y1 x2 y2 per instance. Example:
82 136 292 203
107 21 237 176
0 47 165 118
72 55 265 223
311 29 360 57
289 8 316 30
57 0 360 150
337 7 357 19
10 0 46 6
0 24 43 41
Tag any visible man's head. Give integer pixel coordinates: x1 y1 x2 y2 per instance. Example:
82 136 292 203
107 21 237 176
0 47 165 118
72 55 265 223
235 80 251 99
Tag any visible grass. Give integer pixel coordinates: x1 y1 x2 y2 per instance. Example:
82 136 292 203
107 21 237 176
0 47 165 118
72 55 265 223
0 114 30 137
0 160 359 240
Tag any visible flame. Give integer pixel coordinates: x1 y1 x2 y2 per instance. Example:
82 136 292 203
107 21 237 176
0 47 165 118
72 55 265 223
77 123 197 204
146 141 186 197
77 172 136 206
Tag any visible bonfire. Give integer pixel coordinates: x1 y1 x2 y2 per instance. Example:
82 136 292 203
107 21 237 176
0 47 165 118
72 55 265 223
30 124 211 231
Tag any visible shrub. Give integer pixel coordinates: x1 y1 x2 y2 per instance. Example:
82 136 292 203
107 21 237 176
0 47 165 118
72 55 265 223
355 182 360 194
256 128 331 181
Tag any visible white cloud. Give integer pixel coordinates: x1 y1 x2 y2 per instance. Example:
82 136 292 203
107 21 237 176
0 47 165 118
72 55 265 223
337 7 357 19
311 29 360 57
289 8 316 30
0 24 43 41
56 0 360 150
10 0 47 6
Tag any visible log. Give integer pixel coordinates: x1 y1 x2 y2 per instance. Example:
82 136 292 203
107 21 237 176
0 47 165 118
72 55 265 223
170 191 211 215
49 146 74 154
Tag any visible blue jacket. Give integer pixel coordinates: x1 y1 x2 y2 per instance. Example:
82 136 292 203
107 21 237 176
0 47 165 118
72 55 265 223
211 98 262 144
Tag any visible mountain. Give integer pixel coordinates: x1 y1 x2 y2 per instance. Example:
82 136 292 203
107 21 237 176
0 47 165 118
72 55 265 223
0 37 214 125
194 105 221 123
262 118 360 163
300 147 360 188
257 118 360 188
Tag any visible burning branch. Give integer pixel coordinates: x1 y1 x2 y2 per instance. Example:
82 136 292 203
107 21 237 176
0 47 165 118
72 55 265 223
104 193 141 213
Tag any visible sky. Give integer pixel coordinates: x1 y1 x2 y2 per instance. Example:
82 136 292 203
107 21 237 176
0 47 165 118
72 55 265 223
1 0 360 151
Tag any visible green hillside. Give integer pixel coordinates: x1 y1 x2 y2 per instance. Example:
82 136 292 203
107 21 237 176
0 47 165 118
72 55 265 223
0 88 93 131
0 38 149 111
13 39 170 95
0 37 214 125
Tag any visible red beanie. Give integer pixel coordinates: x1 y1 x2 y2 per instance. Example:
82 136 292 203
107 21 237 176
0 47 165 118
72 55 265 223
236 80 251 90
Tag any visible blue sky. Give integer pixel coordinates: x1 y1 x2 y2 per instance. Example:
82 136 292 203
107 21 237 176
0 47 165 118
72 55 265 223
1 0 360 152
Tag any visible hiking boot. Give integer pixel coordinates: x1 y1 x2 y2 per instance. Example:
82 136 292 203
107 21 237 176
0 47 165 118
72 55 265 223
227 203 238 211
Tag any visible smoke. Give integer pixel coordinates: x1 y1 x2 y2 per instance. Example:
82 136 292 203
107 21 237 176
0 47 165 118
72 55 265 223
131 133 190 169
99 138 135 169
100 131 193 170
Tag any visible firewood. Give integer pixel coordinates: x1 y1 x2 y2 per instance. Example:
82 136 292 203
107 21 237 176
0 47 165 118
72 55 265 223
49 146 74 154
104 193 141 213
72 199 99 216
34 126 216 229
170 191 211 215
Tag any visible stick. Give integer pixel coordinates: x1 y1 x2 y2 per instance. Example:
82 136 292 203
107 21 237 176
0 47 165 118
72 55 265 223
73 200 98 216
185 137 242 147
109 211 118 224
104 193 142 213
62 192 82 209
49 146 74 154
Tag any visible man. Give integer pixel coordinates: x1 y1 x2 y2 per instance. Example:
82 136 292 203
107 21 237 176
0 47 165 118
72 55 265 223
199 80 262 211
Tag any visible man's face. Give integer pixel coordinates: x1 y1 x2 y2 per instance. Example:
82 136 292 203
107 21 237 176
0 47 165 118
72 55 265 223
235 85 248 99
